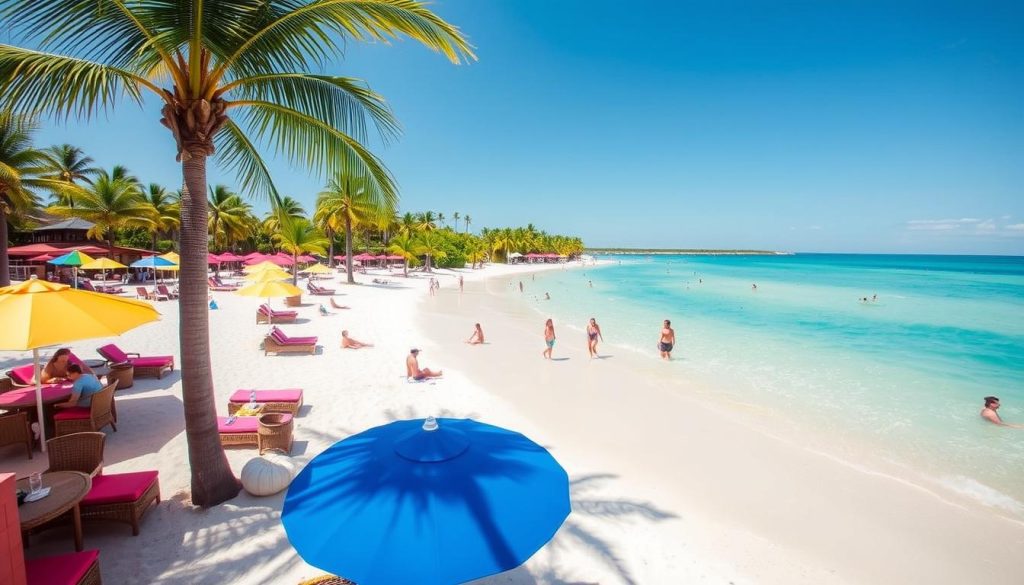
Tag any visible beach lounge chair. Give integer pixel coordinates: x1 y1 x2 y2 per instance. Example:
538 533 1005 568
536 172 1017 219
80 470 160 536
0 411 32 459
257 303 298 324
25 550 102 585
157 284 178 299
217 413 294 453
53 383 117 436
6 352 90 388
228 388 304 415
96 343 175 379
307 282 336 295
263 327 317 355
46 432 105 476
208 277 238 291
135 286 152 300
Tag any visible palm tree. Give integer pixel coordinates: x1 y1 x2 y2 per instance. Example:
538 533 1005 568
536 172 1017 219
386 233 419 277
146 184 180 251
41 144 99 207
464 214 472 234
452 211 460 232
317 171 397 284
0 0 472 506
418 211 438 232
273 216 327 285
0 112 52 286
415 230 446 272
262 195 305 235
48 168 155 253
207 185 252 252
437 211 446 228
398 212 419 237
465 236 487 269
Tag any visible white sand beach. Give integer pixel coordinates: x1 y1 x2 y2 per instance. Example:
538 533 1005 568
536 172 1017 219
4 262 1024 584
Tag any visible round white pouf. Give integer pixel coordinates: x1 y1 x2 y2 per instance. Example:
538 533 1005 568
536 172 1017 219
241 453 295 496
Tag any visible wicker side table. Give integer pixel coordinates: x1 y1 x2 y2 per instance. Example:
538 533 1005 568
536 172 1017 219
106 363 134 390
257 413 293 455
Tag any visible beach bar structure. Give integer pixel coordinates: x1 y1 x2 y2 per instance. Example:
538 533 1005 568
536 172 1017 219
7 219 156 282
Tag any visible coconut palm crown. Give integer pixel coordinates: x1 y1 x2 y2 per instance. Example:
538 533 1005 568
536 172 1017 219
0 0 473 506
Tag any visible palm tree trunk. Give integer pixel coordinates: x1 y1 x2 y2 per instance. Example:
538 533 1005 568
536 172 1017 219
152 232 158 253
292 250 298 286
179 155 240 507
344 215 354 284
0 206 10 287
327 229 335 268
403 259 408 277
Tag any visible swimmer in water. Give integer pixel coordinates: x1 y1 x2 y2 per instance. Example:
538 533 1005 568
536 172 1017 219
981 396 1023 428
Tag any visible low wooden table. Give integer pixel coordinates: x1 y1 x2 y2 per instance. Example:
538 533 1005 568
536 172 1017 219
17 471 92 551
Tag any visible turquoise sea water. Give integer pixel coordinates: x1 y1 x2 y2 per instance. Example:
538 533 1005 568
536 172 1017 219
527 254 1024 515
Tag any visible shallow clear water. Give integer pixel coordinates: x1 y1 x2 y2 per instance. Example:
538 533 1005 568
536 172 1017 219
523 254 1024 514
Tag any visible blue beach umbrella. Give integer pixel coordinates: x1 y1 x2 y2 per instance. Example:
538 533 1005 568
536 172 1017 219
130 256 176 287
283 417 570 585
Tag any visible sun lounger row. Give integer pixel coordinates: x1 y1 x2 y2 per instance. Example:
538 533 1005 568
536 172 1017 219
208 277 238 291
264 326 317 355
97 344 175 379
81 280 124 295
136 285 177 301
228 388 304 415
257 303 298 324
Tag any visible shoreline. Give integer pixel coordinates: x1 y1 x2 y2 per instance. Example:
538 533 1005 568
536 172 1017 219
416 263 1024 584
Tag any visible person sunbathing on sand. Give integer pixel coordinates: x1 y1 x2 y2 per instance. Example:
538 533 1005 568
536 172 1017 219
466 323 485 345
981 397 1022 428
407 349 442 380
341 330 373 349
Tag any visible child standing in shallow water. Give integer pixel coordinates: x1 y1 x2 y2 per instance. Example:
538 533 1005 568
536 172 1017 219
543 319 556 359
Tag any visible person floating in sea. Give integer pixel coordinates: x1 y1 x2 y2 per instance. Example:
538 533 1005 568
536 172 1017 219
406 349 442 380
543 319 556 359
586 317 604 358
981 397 1022 428
872 293 877 302
659 320 676 360
544 292 551 300
341 330 373 350
466 323 485 345
752 283 757 291
588 280 593 288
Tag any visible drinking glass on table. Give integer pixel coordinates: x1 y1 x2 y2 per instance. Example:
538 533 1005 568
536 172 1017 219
28 472 42 494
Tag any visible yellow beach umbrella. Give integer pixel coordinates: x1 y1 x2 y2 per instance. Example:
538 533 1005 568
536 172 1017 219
244 260 284 274
81 257 128 285
305 263 333 275
159 251 180 264
236 280 302 299
0 277 160 451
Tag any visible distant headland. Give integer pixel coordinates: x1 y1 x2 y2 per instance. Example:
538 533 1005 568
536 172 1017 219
587 248 791 256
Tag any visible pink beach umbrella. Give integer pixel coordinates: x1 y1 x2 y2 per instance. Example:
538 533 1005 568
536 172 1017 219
217 252 244 262
207 253 222 265
297 254 317 263
243 251 265 261
29 253 56 262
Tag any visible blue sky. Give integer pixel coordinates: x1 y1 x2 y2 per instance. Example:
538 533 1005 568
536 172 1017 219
32 1 1024 254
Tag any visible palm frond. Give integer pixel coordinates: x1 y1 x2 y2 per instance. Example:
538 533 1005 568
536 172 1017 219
223 73 399 144
213 118 280 202
0 45 153 120
231 100 397 204
213 0 475 85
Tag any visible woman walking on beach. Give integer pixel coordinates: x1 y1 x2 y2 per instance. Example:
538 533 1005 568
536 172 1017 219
586 318 604 358
543 319 556 359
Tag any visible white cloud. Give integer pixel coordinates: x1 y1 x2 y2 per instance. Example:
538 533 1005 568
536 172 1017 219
906 217 1024 237
906 218 981 231
1007 223 1024 231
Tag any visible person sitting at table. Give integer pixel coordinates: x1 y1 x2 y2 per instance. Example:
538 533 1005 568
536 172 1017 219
55 364 104 409
40 348 93 384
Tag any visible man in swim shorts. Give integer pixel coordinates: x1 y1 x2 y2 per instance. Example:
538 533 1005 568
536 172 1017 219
659 319 676 360
406 348 442 380
981 396 1022 428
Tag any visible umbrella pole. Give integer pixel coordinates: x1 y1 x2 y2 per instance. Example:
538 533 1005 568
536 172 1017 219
33 348 47 453
73 266 78 289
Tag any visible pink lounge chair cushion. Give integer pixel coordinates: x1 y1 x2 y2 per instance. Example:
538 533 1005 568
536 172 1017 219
229 389 303 403
25 550 99 585
217 416 260 433
129 356 174 368
269 328 287 343
275 335 318 345
97 343 129 363
81 471 158 506
53 407 91 421
8 364 34 385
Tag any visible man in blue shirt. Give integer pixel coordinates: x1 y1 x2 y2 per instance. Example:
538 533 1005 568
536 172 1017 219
57 364 105 408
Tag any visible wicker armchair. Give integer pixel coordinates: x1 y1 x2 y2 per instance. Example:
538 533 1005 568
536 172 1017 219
46 432 105 477
0 411 33 459
54 382 117 437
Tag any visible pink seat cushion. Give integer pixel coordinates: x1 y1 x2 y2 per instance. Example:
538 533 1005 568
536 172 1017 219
229 389 303 403
130 356 173 368
97 343 130 363
8 364 34 385
25 550 99 585
53 407 90 421
81 471 159 506
217 416 259 433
